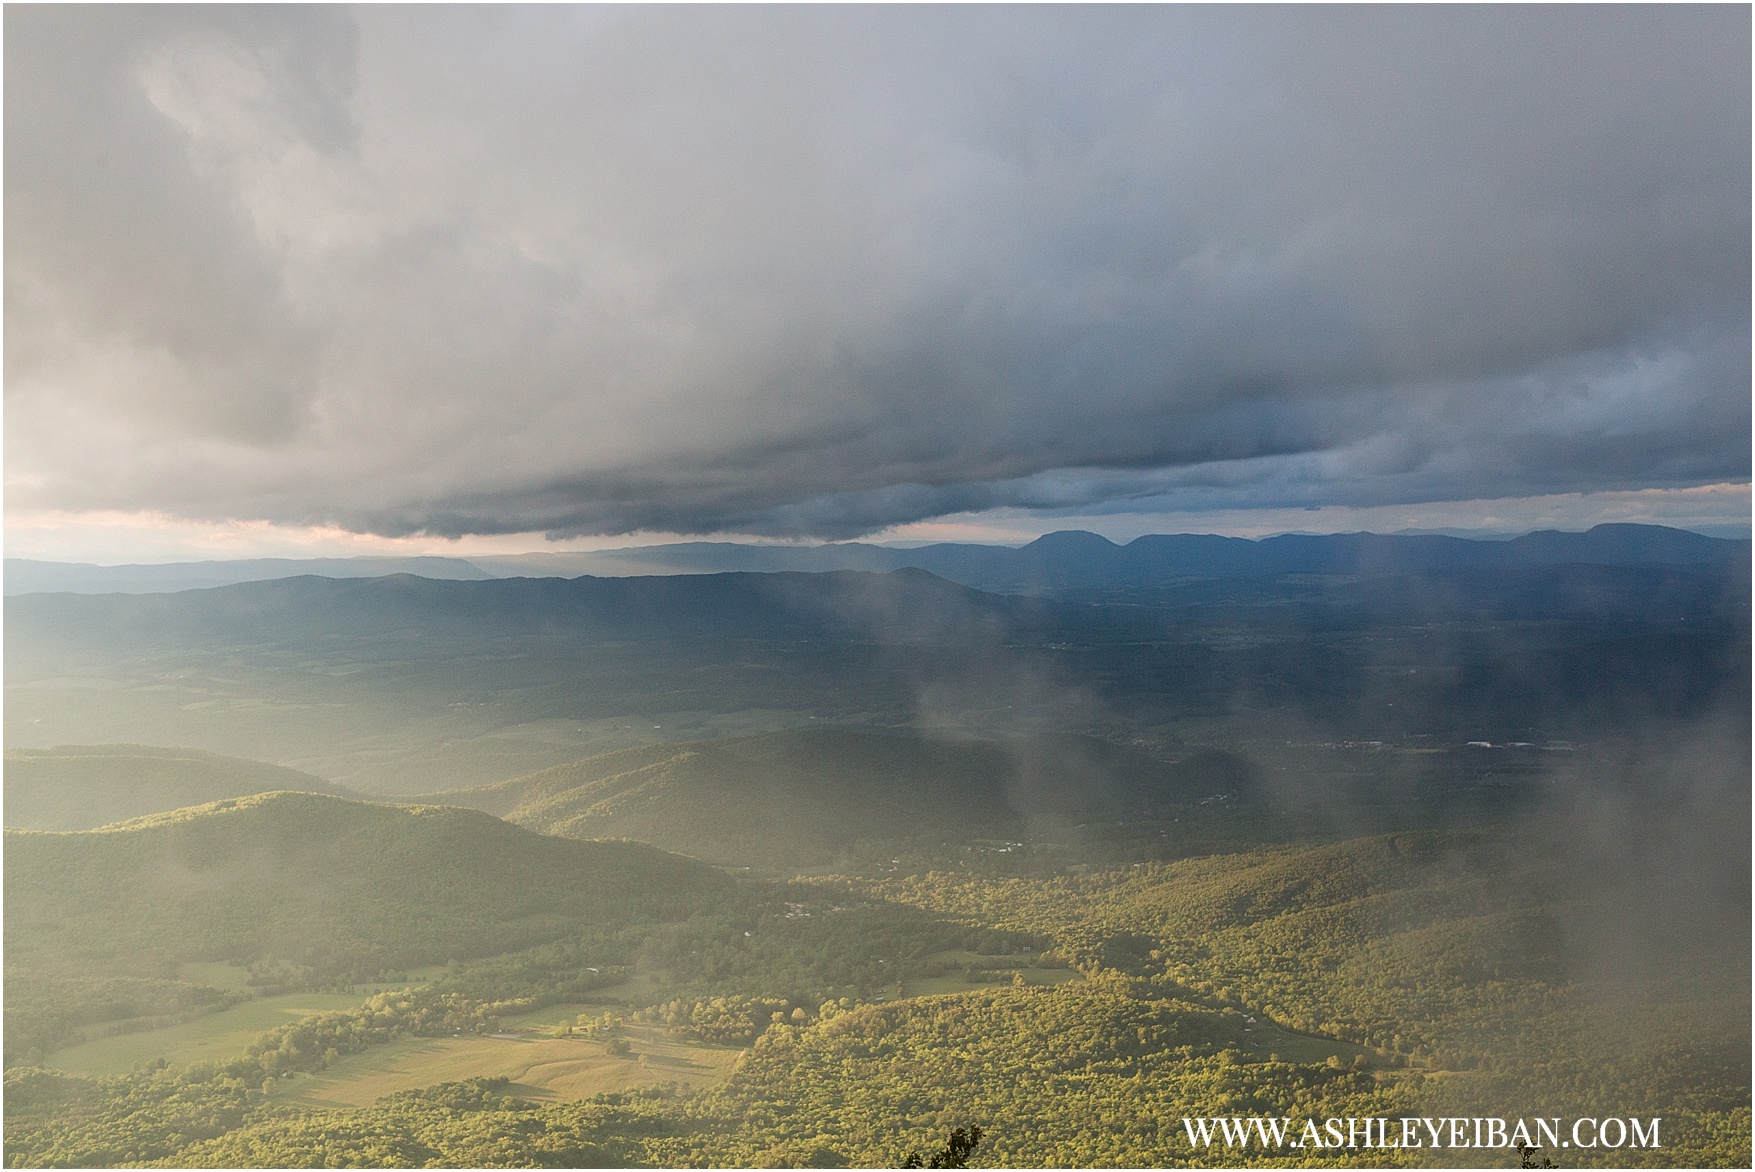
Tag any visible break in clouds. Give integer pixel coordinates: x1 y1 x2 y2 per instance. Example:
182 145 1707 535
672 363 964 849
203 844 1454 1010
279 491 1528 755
6 6 1749 540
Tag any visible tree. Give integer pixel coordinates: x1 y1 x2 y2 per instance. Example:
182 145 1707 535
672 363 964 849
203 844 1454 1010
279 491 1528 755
1515 1141 1557 1169
901 1126 984 1169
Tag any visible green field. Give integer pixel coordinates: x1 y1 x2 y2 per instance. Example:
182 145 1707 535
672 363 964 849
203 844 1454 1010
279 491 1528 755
897 951 1083 998
498 1002 603 1031
276 1023 743 1109
44 993 375 1077
1228 1014 1373 1065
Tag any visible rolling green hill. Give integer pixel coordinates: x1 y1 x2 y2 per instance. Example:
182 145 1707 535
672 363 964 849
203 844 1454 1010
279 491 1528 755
7 791 730 976
4 745 355 831
5 791 734 1063
423 729 1259 869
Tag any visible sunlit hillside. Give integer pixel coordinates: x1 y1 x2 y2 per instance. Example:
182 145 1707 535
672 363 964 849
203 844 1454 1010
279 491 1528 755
425 729 1259 870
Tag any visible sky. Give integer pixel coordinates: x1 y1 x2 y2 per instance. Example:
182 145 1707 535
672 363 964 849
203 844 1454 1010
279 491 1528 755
6 6 1750 563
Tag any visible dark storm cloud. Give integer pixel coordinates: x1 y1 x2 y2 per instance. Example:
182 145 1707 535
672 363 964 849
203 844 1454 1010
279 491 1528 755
6 6 1748 538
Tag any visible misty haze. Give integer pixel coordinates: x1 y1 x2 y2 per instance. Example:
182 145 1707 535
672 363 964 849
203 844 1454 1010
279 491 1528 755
4 6 1749 1169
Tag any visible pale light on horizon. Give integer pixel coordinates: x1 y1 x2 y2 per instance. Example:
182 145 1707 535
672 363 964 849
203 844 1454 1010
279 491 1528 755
1 511 728 565
8 483 1747 565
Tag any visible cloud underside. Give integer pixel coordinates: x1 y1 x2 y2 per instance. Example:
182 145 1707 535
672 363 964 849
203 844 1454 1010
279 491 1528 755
6 6 1749 539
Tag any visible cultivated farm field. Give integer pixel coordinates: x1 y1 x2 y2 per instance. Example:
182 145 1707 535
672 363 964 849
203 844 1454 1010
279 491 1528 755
278 1024 742 1109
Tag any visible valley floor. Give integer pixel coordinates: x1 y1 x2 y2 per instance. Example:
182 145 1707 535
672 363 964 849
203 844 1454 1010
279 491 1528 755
276 1023 743 1109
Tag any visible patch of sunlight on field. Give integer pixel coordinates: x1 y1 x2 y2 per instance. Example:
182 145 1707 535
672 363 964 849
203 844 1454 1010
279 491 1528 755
499 1003 601 1031
46 993 374 1076
900 967 1082 997
899 951 1082 998
575 967 671 1009
1237 1017 1372 1065
278 1024 742 1108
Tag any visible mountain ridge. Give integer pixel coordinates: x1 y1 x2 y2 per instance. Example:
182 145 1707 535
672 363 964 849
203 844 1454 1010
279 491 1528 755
6 789 731 976
420 728 1262 869
8 522 1744 595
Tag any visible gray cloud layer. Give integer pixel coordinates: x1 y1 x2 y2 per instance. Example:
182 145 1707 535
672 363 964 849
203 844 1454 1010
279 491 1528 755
7 6 1748 538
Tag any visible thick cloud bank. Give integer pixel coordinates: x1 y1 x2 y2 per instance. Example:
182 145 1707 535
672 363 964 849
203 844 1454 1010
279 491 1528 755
7 7 1748 538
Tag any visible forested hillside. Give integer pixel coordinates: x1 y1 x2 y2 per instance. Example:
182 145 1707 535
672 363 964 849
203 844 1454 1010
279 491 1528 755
4 794 730 1065
8 792 728 975
847 819 1750 1164
426 729 1258 870
9 559 1744 791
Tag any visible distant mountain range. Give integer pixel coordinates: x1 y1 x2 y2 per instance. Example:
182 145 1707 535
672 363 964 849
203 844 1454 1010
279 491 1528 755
8 523 1746 596
3 555 493 595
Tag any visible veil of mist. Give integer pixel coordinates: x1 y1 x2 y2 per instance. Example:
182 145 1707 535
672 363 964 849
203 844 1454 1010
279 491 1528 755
5 4 1750 1168
8 553 1746 790
3 744 357 831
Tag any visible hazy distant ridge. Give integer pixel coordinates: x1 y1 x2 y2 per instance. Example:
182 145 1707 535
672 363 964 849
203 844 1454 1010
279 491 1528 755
4 555 492 596
9 561 1745 793
419 729 1260 869
3 745 357 831
7 523 1744 595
